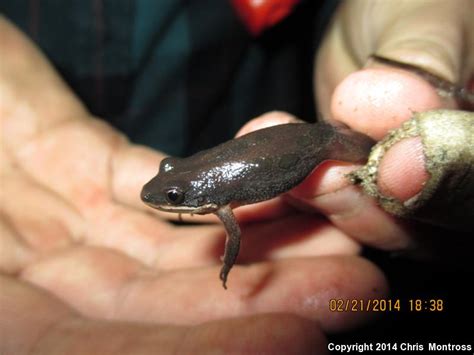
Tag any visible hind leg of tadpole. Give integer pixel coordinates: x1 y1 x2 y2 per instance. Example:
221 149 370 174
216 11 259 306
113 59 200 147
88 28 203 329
214 205 241 289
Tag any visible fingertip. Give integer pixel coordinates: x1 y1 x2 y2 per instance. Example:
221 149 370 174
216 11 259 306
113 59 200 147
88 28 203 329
378 137 429 202
331 68 444 139
236 111 301 137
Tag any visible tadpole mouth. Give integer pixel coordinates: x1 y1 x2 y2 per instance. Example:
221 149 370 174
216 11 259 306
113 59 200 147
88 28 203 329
155 204 220 215
140 189 155 204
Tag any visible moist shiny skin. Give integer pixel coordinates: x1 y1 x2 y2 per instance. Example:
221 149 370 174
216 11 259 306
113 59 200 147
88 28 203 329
141 122 375 289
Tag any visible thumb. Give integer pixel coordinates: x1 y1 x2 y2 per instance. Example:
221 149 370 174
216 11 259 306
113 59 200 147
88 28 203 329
350 109 474 231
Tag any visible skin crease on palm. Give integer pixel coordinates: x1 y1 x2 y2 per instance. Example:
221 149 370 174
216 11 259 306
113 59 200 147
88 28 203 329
0 0 472 353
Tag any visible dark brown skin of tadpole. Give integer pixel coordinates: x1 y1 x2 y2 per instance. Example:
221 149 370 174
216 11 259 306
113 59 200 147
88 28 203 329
141 122 375 289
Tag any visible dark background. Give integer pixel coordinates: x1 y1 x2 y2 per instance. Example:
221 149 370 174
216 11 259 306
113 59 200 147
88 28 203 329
332 247 473 344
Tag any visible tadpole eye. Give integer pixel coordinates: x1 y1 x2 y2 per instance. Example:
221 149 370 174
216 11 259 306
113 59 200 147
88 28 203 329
165 188 184 205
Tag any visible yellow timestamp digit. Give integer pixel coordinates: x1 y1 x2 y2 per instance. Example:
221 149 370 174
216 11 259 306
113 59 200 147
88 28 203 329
409 299 422 311
408 299 444 311
429 299 444 311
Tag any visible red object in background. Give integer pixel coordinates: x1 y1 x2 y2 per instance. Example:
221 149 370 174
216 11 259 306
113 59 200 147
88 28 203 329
231 0 301 36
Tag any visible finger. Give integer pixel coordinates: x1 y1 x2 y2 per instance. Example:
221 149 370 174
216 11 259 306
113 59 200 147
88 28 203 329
22 247 388 333
362 0 473 83
316 0 473 127
236 111 301 137
0 16 86 152
1 275 326 354
288 161 414 250
353 110 474 231
290 183 414 251
331 67 445 139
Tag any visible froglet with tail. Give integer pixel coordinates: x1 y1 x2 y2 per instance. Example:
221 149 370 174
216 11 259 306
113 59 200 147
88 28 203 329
141 122 374 288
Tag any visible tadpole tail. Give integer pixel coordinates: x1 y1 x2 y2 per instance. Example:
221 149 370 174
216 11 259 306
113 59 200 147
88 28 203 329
325 125 376 164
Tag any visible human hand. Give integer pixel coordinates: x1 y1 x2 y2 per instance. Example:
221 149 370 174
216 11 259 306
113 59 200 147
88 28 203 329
0 16 388 354
234 0 474 286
